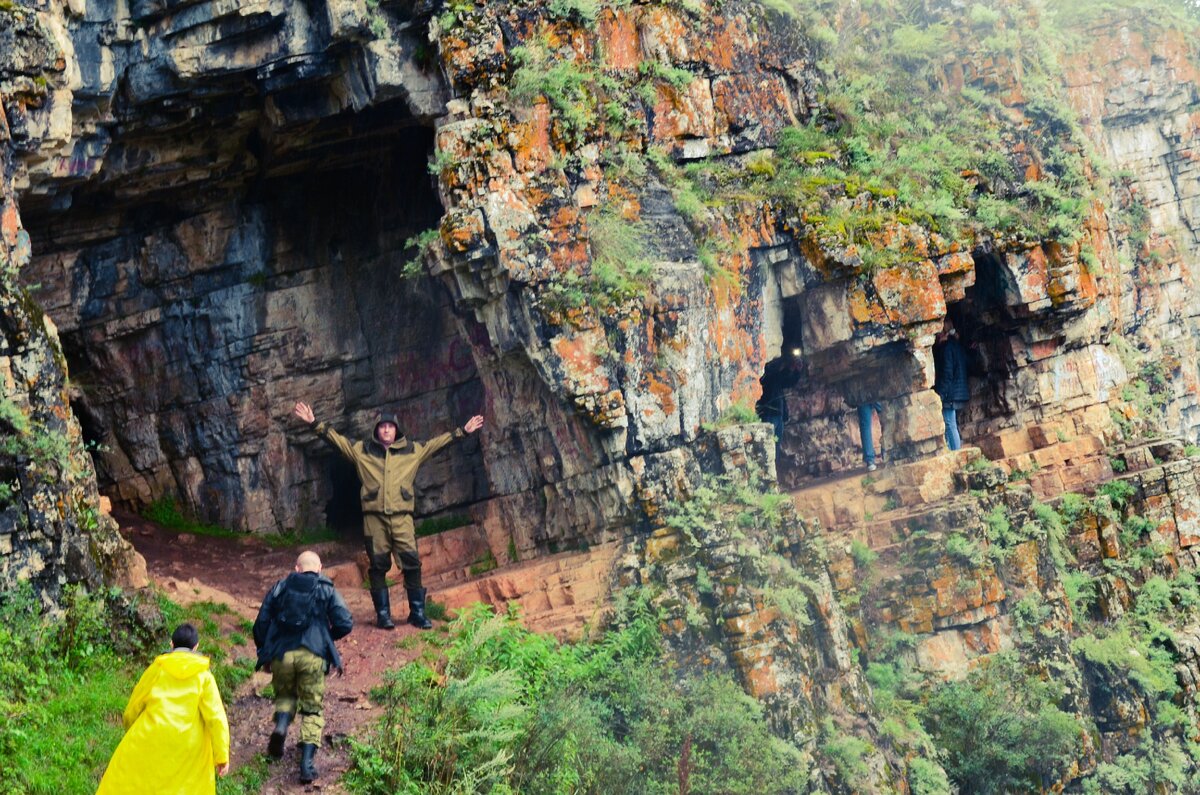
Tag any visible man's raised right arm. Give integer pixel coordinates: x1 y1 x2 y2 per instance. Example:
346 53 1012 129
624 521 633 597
294 401 357 461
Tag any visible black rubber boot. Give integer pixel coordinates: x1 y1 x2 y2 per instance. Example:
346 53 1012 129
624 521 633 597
406 586 433 630
370 588 396 630
267 711 292 758
299 742 319 783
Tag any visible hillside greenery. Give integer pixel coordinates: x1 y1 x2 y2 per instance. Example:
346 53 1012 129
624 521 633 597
344 595 811 794
0 584 265 795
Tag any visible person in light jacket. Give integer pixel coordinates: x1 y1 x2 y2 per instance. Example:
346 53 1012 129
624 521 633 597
293 401 484 629
96 623 230 795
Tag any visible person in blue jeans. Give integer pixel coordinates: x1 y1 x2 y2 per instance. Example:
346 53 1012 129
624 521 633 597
857 402 883 470
933 323 971 451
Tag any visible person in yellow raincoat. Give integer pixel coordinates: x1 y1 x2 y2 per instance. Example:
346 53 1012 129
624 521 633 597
96 623 231 794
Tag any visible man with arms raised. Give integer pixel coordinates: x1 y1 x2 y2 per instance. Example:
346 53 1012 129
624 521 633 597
293 401 484 629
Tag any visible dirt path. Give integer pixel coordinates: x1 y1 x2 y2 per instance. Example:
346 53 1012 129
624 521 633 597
118 510 425 793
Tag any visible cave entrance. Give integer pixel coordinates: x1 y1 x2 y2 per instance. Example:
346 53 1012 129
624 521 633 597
19 97 491 534
768 342 927 490
761 291 928 488
942 248 1026 449
766 265 1020 489
325 458 364 538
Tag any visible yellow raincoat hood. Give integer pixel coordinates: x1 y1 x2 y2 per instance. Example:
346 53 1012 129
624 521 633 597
157 649 212 678
96 650 230 795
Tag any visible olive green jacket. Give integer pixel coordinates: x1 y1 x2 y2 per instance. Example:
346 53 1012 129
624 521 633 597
312 420 464 515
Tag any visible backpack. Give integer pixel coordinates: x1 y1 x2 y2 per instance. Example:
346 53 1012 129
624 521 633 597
275 579 319 632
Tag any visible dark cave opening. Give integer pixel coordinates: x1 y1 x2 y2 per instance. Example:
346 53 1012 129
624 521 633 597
945 248 1028 444
325 457 364 538
762 249 1029 488
18 98 491 533
759 292 927 487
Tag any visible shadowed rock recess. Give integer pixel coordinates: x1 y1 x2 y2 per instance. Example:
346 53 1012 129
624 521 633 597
6 0 1200 789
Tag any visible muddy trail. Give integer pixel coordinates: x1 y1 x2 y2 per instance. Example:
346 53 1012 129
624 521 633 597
118 509 426 794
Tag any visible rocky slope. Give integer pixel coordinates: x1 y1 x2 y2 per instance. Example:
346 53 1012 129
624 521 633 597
5 0 1200 790
1 2 144 601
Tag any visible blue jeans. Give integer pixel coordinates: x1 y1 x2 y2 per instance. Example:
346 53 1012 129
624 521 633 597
942 404 962 451
768 414 784 442
857 403 882 466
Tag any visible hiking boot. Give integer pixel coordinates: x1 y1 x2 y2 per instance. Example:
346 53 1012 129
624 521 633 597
406 586 433 630
370 588 395 630
299 742 319 783
267 711 292 759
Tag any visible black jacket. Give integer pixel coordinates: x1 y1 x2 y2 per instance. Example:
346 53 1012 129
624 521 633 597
253 571 353 673
933 338 971 403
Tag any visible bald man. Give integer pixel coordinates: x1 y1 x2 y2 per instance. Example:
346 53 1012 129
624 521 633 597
253 551 353 784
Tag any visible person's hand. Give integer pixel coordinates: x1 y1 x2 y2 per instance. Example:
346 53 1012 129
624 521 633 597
217 762 230 777
294 402 315 424
464 415 484 434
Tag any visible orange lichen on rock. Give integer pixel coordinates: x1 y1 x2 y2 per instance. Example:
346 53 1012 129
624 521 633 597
597 7 641 71
871 259 947 327
711 72 797 139
644 371 677 417
440 209 486 254
1 199 20 248
511 101 556 173
647 78 717 142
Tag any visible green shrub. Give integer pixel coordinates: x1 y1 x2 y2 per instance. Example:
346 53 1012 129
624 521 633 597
345 599 812 794
921 653 1083 794
586 208 655 306
547 0 601 25
401 228 440 278
0 585 251 794
945 533 984 567
511 44 598 148
701 400 760 431
820 717 874 789
469 548 499 576
143 496 241 539
850 538 877 570
1072 625 1178 700
217 754 272 795
909 756 952 795
415 513 474 538
1097 479 1136 508
1063 571 1098 618
1031 501 1073 569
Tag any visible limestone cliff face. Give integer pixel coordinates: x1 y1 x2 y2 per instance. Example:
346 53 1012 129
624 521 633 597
1063 20 1200 436
0 2 144 602
14 1 1192 546
7 0 1200 790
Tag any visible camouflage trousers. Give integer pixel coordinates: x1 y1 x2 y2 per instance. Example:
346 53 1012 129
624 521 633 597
363 512 422 590
271 647 326 745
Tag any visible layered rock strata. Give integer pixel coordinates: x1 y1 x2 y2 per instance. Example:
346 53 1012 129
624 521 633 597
1 3 144 602
7 0 1196 559
5 0 1200 790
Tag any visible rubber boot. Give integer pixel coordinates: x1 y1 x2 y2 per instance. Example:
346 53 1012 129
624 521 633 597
299 742 319 784
370 588 395 630
267 711 292 758
406 586 433 630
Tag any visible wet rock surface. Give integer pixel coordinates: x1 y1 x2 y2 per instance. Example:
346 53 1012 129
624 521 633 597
5 0 1200 791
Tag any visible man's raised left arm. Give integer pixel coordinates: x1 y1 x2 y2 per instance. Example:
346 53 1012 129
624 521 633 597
418 414 484 462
